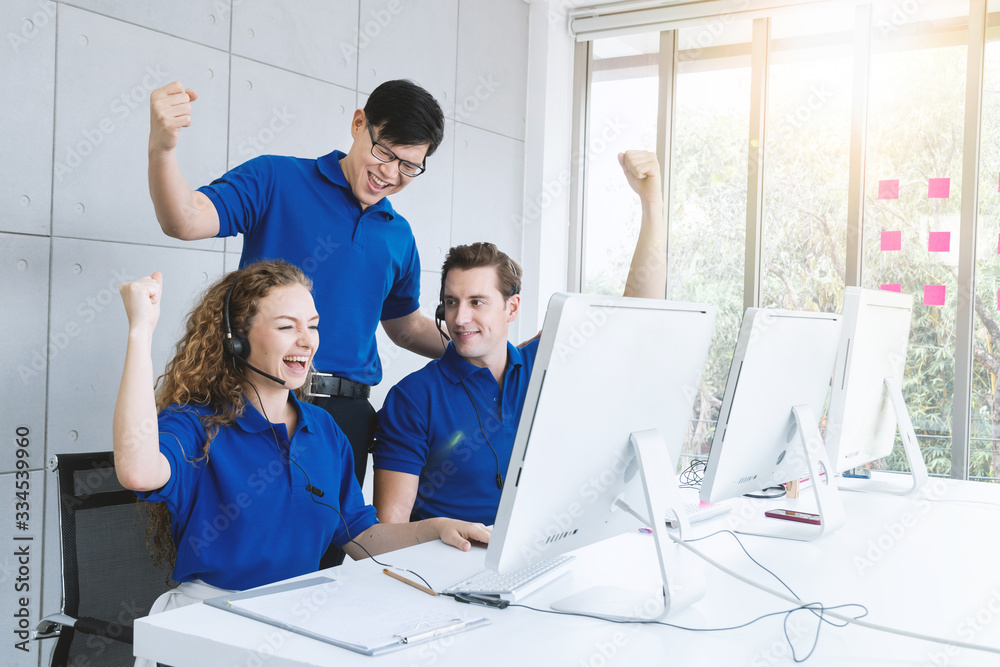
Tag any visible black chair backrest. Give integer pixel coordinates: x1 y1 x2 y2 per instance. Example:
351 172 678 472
50 452 176 667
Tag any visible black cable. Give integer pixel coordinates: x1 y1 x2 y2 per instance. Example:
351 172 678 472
678 459 707 489
241 373 433 588
688 530 849 630
459 378 504 491
491 527 866 662
743 485 787 499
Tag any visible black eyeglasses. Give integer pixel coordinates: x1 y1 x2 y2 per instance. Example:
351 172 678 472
366 121 426 177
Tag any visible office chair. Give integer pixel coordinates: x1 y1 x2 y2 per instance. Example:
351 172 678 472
34 451 176 667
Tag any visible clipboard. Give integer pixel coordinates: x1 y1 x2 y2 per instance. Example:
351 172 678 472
205 576 489 656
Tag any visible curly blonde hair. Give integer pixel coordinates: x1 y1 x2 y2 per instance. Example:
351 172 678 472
144 260 313 568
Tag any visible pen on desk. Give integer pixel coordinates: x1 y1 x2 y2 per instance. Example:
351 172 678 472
399 620 466 644
383 568 439 596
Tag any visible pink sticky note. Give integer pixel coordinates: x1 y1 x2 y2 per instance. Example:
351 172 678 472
924 284 946 306
881 283 902 292
997 173 1000 192
881 230 902 251
878 180 899 200
928 178 950 198
928 231 951 252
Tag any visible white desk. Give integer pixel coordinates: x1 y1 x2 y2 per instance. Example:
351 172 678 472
135 477 1000 666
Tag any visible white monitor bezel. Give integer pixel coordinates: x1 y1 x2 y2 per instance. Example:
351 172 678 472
825 287 914 473
485 293 716 575
700 308 843 505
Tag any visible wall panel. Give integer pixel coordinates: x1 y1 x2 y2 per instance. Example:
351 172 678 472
46 239 224 457
2 234 50 475
1 1 56 236
232 0 359 89
456 0 530 140
63 0 229 49
228 57 355 172
357 0 459 118
52 7 228 248
451 124 525 262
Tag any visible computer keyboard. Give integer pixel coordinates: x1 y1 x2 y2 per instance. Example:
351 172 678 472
665 501 732 528
442 555 575 603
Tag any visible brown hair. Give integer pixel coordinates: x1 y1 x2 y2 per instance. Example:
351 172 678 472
144 260 312 568
439 242 521 302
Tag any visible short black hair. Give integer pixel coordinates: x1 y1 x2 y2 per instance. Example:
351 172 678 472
364 79 445 157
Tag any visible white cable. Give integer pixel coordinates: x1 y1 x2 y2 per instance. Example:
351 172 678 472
925 498 1000 509
670 533 1000 656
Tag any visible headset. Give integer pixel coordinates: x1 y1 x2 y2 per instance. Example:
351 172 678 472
223 280 286 386
224 279 329 499
435 258 521 342
435 258 522 491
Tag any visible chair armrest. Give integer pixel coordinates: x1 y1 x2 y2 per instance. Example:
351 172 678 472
34 613 134 644
33 613 78 640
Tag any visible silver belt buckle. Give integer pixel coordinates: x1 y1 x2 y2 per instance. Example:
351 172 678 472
306 371 333 398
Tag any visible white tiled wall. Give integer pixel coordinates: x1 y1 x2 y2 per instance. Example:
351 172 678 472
2 1 529 664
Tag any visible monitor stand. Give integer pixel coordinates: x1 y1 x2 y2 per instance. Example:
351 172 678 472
838 376 929 495
736 405 846 541
550 429 706 622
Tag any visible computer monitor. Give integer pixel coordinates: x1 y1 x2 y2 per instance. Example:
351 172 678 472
824 287 927 494
486 293 716 620
699 308 844 541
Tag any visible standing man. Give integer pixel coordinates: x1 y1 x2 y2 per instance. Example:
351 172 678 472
373 150 666 524
146 79 447 492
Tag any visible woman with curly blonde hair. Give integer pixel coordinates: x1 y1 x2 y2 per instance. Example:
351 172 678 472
113 261 489 611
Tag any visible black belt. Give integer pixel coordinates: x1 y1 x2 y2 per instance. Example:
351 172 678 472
306 373 371 399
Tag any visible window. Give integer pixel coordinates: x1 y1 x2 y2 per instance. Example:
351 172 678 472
667 21 752 457
971 0 1000 479
583 34 659 296
575 0 998 481
864 1 969 475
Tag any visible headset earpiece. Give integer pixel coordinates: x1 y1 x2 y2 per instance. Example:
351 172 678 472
435 303 445 323
223 282 251 360
228 331 250 359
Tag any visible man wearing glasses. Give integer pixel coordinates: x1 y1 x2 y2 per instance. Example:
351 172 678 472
145 79 445 502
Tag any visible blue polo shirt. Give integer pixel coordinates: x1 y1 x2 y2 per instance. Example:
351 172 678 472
374 340 540 525
138 393 378 591
199 150 421 385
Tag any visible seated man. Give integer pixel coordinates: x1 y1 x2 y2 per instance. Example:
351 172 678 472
373 150 664 524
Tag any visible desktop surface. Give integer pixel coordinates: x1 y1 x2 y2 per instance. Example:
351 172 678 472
134 478 1000 666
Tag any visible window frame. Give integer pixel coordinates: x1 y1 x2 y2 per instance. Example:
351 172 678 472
570 0 991 481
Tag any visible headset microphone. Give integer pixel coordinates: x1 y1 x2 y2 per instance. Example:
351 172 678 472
305 484 325 497
224 281 286 386
232 355 287 386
